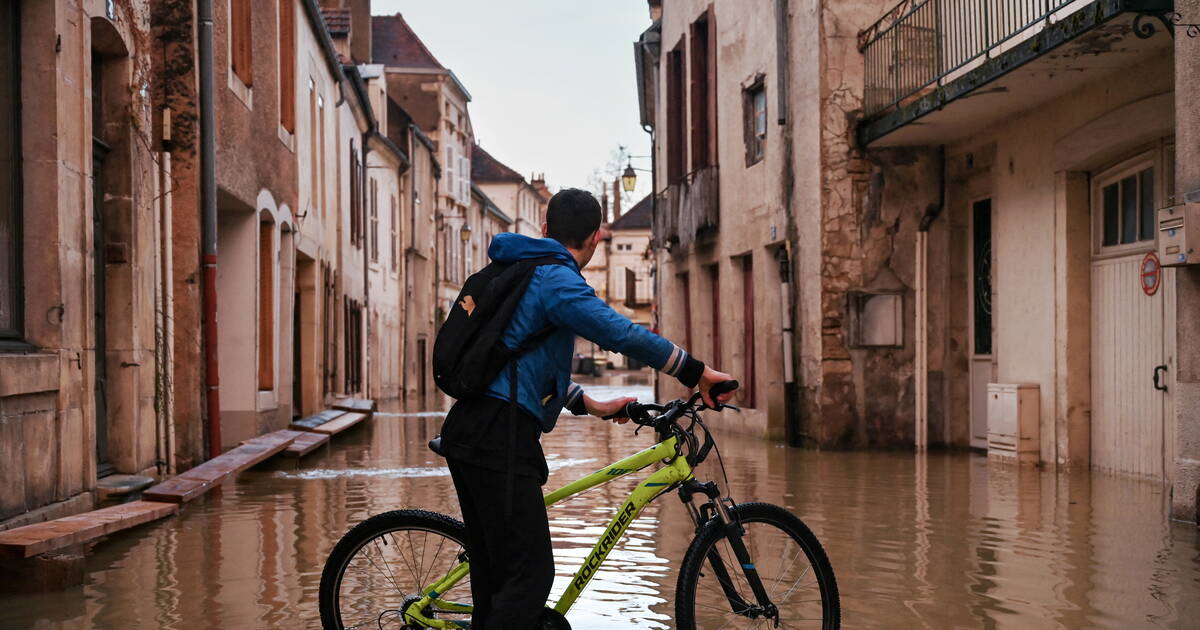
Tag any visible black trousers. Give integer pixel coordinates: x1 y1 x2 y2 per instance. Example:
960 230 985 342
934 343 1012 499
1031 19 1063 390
448 457 554 629
441 397 554 629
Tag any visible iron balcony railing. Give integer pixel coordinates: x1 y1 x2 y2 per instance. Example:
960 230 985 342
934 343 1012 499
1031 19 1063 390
860 0 1078 117
652 166 720 250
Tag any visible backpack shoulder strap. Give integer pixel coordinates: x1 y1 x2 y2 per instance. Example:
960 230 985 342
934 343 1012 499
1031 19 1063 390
508 256 570 356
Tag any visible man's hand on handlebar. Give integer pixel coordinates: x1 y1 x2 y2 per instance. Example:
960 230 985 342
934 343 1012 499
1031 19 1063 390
698 366 737 409
584 394 637 424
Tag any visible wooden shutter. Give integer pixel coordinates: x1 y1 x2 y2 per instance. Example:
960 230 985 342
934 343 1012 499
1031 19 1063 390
706 6 718 165
279 0 295 132
689 14 709 170
665 44 685 184
231 0 253 86
741 255 755 408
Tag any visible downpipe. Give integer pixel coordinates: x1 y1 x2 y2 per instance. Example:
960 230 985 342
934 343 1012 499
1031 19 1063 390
198 0 221 458
915 146 946 450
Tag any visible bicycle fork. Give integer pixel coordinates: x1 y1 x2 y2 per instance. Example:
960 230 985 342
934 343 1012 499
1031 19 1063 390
679 480 779 623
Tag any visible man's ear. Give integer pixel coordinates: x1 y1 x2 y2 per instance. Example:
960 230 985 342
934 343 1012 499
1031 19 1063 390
541 223 549 237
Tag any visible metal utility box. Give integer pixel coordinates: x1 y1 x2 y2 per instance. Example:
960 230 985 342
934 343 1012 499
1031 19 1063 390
986 383 1039 464
1158 203 1200 266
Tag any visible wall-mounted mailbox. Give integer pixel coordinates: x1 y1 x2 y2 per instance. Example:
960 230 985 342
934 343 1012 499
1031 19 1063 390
1158 202 1199 267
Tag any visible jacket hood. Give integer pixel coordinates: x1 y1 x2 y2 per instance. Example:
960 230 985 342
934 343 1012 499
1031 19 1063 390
488 233 579 271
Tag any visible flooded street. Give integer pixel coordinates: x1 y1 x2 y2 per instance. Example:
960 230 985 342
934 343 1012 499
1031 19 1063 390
2 374 1199 629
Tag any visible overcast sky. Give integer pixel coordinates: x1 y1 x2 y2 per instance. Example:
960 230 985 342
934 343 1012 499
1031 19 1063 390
372 0 655 208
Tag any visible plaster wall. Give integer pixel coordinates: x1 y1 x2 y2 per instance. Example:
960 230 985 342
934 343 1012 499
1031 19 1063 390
941 50 1173 465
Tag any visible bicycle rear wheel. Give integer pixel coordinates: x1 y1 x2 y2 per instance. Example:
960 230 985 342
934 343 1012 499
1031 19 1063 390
318 509 472 629
675 502 839 629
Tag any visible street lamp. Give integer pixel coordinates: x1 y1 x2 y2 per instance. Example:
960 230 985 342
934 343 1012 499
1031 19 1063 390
439 214 473 242
459 221 472 243
622 163 637 193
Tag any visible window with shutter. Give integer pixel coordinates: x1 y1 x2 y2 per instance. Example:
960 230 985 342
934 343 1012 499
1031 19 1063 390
279 0 295 132
0 2 22 343
231 0 253 86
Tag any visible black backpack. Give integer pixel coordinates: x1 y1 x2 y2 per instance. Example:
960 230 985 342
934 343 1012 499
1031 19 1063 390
432 256 565 400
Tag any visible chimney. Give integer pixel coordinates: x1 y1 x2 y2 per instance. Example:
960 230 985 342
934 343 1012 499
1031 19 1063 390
612 180 622 223
600 188 609 222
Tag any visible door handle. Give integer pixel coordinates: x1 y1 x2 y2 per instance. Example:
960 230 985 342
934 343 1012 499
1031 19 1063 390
1153 365 1168 392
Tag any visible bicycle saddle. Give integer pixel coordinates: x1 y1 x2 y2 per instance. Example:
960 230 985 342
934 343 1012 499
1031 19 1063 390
428 435 446 457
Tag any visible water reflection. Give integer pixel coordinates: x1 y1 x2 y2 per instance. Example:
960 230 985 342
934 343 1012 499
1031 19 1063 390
1 390 1198 628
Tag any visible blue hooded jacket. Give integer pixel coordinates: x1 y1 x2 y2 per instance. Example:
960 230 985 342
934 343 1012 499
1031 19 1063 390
484 233 703 431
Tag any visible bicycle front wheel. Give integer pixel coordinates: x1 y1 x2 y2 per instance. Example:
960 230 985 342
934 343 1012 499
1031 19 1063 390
675 502 840 629
318 509 472 630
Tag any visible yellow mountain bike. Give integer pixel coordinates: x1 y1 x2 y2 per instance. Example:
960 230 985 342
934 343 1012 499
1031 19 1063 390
318 384 840 629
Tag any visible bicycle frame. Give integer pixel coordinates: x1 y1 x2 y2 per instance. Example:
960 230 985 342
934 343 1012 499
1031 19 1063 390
404 434 695 628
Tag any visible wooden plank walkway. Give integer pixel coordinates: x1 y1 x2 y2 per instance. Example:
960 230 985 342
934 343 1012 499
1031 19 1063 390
143 432 296 503
0 501 178 559
309 411 368 435
334 397 376 413
289 409 344 431
283 431 330 457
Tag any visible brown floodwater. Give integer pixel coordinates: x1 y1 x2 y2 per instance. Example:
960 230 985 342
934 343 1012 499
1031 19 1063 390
2 378 1198 629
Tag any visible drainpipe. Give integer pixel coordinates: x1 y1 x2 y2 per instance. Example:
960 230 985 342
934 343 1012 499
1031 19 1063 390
775 0 803 446
199 0 221 458
362 128 371 399
644 123 660 404
915 146 946 450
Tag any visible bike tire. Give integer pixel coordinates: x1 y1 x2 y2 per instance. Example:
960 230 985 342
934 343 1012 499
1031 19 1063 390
318 509 469 630
674 502 840 629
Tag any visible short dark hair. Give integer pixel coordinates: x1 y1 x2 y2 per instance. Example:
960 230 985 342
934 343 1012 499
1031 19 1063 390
546 188 602 249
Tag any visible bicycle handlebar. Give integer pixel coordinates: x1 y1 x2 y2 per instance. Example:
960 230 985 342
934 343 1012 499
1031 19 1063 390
603 380 740 429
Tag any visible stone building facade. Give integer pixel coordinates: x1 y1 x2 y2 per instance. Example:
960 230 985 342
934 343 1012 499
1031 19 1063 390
638 0 1200 521
0 0 460 531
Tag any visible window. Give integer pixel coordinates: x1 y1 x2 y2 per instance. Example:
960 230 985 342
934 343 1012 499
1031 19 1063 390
259 222 274 391
690 7 716 170
279 0 295 132
743 77 766 166
318 94 326 215
446 144 456 202
369 178 379 262
0 2 22 343
665 42 686 184
1100 167 1154 247
231 0 253 86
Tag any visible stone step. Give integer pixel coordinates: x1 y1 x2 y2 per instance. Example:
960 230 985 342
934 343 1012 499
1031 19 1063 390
143 432 297 503
283 431 330 457
333 397 376 413
289 409 345 431
0 501 178 559
309 411 368 435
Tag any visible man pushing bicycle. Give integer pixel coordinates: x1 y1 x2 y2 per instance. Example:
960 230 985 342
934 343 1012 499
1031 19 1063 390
433 188 734 629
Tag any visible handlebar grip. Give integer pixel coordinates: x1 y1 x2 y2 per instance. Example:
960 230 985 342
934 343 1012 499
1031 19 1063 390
709 380 739 398
601 403 632 420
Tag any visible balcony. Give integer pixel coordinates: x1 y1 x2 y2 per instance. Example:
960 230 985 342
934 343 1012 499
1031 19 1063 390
858 0 1175 146
652 165 720 250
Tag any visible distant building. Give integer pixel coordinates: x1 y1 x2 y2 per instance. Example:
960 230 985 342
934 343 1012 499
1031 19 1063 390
471 144 546 237
605 195 654 369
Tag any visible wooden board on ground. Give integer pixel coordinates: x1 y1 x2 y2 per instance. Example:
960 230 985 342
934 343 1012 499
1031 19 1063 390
290 409 344 431
310 411 368 435
143 432 297 503
333 398 376 413
283 431 330 457
0 500 178 559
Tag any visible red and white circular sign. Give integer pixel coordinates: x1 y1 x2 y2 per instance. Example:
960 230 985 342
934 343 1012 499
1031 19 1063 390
1140 252 1161 296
